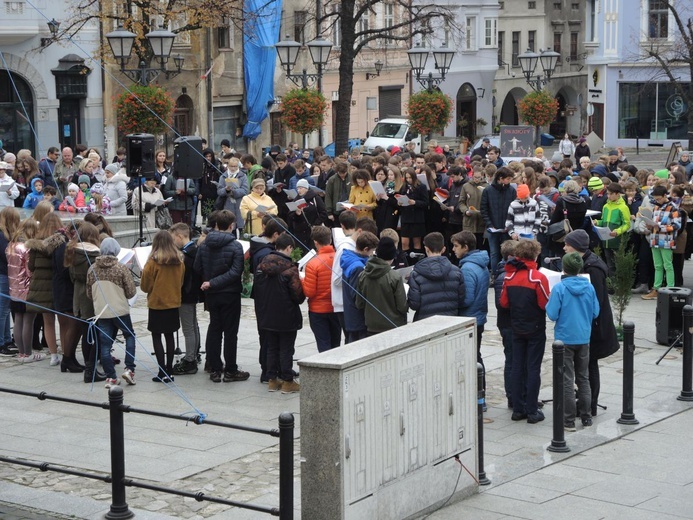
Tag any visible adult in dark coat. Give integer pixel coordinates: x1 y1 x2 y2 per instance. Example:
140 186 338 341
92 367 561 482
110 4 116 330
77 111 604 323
288 182 327 252
564 229 619 416
548 180 588 255
481 167 516 272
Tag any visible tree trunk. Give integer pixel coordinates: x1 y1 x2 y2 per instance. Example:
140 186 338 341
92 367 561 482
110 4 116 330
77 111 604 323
333 3 356 157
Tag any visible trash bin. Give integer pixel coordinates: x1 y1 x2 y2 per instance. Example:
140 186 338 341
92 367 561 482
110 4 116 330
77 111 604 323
656 287 692 345
540 133 555 146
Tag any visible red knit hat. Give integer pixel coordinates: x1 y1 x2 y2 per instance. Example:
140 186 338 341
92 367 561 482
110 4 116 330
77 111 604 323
516 184 530 199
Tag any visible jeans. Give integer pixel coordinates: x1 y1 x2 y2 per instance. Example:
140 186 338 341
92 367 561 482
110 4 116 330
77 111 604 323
179 302 200 362
0 275 11 345
500 326 513 403
486 232 507 273
309 311 341 352
563 344 591 422
346 330 368 344
205 293 241 373
98 315 136 379
511 330 546 416
266 330 297 381
652 248 674 289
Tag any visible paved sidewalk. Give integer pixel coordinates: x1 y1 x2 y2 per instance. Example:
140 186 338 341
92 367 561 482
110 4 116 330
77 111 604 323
0 230 692 518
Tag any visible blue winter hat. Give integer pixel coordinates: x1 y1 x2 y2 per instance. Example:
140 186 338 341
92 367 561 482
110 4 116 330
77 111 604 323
590 164 608 177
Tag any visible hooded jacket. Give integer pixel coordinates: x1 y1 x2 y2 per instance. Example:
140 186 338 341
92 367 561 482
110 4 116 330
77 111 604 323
499 257 550 336
249 236 275 274
86 255 137 319
460 179 488 233
458 249 490 326
340 249 368 333
26 231 68 312
103 172 129 215
193 230 244 295
481 178 516 230
550 192 588 232
546 275 600 345
355 256 408 333
408 255 465 321
595 195 631 249
253 251 305 331
22 177 44 209
648 197 681 250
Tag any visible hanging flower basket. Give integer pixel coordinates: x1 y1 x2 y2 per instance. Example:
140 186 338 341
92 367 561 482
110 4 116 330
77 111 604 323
406 90 453 135
116 84 175 136
281 88 327 135
516 90 559 128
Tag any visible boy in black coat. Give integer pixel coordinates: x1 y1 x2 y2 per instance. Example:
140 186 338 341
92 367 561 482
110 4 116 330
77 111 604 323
253 233 305 394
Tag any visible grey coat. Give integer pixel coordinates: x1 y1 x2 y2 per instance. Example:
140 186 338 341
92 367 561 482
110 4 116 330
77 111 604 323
217 171 250 228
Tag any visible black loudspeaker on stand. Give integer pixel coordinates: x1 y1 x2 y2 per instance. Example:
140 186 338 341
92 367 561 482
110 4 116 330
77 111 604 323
173 136 204 229
127 134 155 247
656 287 693 365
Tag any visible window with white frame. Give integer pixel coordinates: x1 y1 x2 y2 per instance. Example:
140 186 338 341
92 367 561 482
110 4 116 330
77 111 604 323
331 4 342 48
294 11 307 44
465 16 476 51
383 2 394 39
484 18 497 47
648 0 669 39
357 10 370 45
586 0 597 42
528 30 536 52
511 31 520 66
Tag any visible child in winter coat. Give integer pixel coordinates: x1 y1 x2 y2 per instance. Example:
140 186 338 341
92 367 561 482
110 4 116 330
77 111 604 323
22 178 44 209
546 252 600 430
59 183 86 212
340 231 378 343
592 182 631 277
506 184 541 240
86 238 138 388
140 230 185 383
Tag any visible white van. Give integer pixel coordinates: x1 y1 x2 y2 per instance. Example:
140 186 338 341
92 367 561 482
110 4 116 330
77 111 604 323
362 118 423 155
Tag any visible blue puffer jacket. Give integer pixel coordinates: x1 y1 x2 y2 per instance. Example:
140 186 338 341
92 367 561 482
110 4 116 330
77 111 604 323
546 275 600 345
458 249 490 326
408 255 465 321
193 230 244 295
340 249 368 333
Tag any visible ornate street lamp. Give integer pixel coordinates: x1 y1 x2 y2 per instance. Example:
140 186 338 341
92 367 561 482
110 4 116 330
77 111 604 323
408 43 455 92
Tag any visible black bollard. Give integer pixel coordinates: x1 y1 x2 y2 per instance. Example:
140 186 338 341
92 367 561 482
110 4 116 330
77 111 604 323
105 386 134 520
477 363 491 485
618 322 639 424
548 341 570 453
278 412 295 520
678 305 693 401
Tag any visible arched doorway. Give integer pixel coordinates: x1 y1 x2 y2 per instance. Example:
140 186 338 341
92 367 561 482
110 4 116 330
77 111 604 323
0 71 35 155
500 89 526 127
174 95 194 138
456 83 477 139
550 93 567 138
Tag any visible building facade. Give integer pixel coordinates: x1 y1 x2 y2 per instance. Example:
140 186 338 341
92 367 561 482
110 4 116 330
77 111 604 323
0 1 103 158
494 0 589 141
585 0 691 147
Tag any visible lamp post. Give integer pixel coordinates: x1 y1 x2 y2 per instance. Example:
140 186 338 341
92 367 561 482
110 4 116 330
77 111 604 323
517 48 560 145
407 43 455 92
275 35 333 148
106 25 184 86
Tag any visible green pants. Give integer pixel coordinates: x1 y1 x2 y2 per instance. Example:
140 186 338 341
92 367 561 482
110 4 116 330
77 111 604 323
651 248 674 289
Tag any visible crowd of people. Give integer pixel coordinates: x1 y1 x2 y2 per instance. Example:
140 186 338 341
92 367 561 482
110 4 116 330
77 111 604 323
0 137 690 421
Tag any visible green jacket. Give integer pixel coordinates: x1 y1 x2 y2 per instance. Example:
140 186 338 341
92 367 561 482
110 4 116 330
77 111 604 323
596 197 631 249
355 256 408 333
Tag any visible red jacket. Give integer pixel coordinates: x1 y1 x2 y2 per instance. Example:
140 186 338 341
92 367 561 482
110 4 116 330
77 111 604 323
302 245 335 313
499 257 550 336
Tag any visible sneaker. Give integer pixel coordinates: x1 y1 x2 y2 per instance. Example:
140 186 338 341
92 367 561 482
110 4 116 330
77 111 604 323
280 380 300 394
4 342 18 353
0 345 16 356
104 378 120 389
50 354 61 366
268 378 283 392
223 369 250 382
173 359 198 375
210 371 222 383
642 289 658 300
581 416 593 427
527 410 545 424
122 369 136 385
564 421 576 432
511 412 527 421
21 352 45 363
632 283 649 294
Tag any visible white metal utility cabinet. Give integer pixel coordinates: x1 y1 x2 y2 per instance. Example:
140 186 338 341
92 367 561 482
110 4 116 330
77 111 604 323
299 317 478 520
